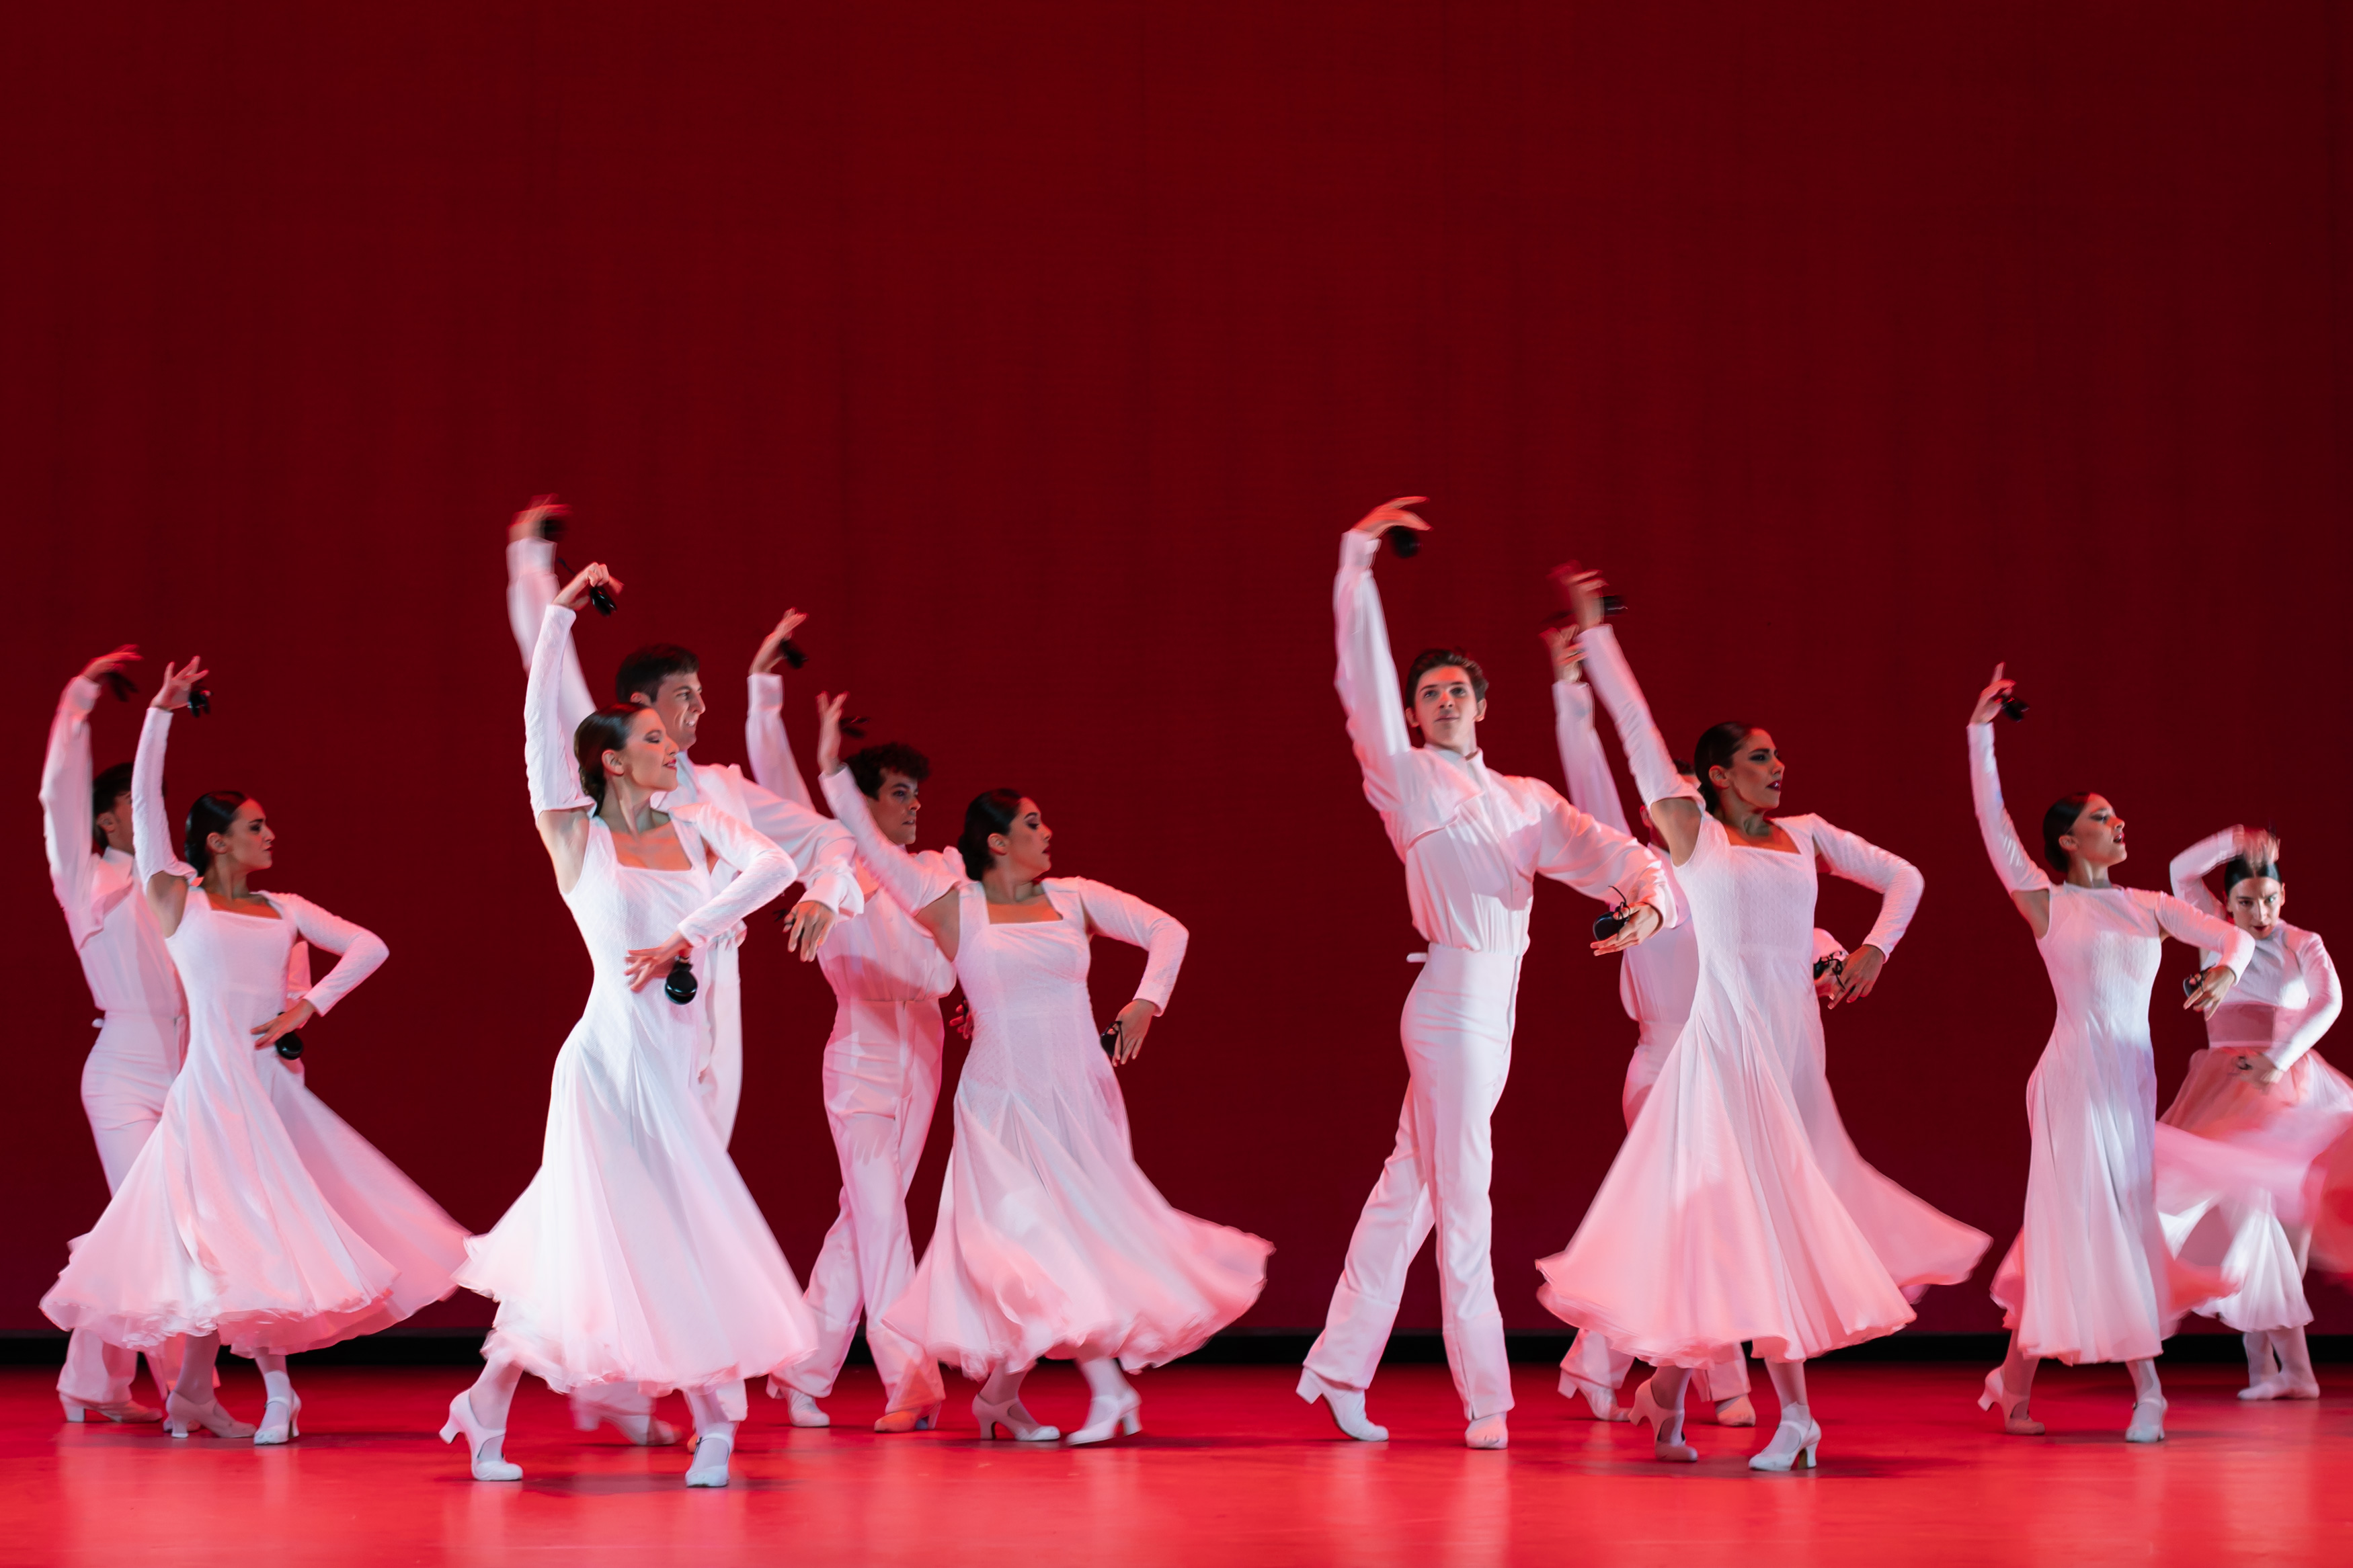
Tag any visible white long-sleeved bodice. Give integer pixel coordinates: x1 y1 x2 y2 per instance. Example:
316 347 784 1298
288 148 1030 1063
744 671 957 1003
1332 534 1667 954
2167 831 2341 1071
41 677 183 1024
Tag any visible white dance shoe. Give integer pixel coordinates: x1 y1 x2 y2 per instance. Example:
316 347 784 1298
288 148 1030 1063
1558 1370 1629 1422
61 1397 161 1424
874 1401 943 1434
165 1393 255 1441
1627 1378 1697 1463
571 1390 678 1446
2124 1397 2167 1444
782 1390 831 1429
1977 1368 2043 1435
1747 1408 1821 1472
1066 1390 1143 1446
1464 1414 1508 1450
439 1392 523 1482
973 1393 1061 1442
1296 1369 1388 1442
2240 1373 2321 1402
253 1392 302 1446
684 1432 732 1487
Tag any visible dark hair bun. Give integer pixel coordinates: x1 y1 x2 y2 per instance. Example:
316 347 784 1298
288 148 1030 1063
957 788 1027 880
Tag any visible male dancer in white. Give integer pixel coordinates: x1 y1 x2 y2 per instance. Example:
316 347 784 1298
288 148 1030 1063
1299 498 1670 1451
504 505 861 1444
41 646 188 1422
743 609 954 1433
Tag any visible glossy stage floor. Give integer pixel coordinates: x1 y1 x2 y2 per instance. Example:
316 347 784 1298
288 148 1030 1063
4 1358 2348 1566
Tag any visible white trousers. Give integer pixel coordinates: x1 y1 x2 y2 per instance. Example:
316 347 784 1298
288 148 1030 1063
61 1012 186 1407
781 996 947 1409
1306 947 1521 1421
1560 1018 1751 1403
696 934 748 1144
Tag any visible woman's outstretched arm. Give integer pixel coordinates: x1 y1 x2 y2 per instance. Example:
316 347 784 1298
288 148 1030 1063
1965 664 2052 938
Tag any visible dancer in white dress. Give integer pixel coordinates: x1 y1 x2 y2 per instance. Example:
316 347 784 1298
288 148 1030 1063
1966 665 2255 1443
809 693 1271 1448
40 647 188 1422
445 569 820 1489
1537 572 1986 1471
1304 503 1671 1452
744 609 955 1433
2157 826 2347 1399
42 659 469 1446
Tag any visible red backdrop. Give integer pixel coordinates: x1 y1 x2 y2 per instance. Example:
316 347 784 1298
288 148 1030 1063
5 3 2350 1337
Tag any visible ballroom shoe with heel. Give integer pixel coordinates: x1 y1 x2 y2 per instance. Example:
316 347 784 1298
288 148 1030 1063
439 1392 523 1482
165 1393 255 1441
1627 1378 1698 1463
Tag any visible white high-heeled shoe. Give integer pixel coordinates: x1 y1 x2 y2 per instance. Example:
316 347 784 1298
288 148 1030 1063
2125 1396 2167 1444
1297 1368 1388 1442
972 1393 1060 1442
684 1432 731 1487
1066 1390 1142 1446
439 1391 523 1481
1977 1368 2044 1435
873 1400 944 1434
253 1392 302 1446
1627 1378 1697 1463
165 1392 255 1441
61 1397 161 1424
1747 1408 1821 1471
1464 1413 1508 1450
571 1389 678 1445
1558 1369 1628 1422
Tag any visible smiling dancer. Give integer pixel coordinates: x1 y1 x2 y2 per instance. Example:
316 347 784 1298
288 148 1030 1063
1300 501 1671 1453
445 568 820 1487
42 659 469 1446
1536 568 1986 1471
40 647 189 1423
2157 827 2346 1400
1966 665 2256 1442
744 609 954 1433
812 693 1269 1447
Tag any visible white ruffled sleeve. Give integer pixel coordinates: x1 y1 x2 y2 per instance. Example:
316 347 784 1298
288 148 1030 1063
1966 724 2050 893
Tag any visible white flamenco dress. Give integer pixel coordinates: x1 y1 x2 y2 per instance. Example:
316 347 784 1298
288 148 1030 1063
455 605 818 1409
41 709 467 1355
822 770 1271 1378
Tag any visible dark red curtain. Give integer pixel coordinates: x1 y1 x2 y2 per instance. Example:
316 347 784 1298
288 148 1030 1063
5 2 2350 1335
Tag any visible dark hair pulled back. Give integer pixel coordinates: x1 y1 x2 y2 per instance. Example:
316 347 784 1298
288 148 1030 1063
184 790 251 874
2223 853 2282 895
2040 793 2094 878
574 704 649 807
1690 722 1755 815
957 788 1027 880
91 761 135 853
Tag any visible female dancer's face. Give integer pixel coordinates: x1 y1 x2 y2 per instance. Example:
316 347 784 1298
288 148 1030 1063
605 712 681 794
988 798 1053 880
2059 794 2127 872
1707 729 1785 816
206 799 275 874
2227 875 2284 938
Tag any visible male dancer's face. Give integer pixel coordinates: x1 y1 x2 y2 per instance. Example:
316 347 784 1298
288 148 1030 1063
96 791 135 853
629 672 706 754
1408 666 1486 756
866 770 922 848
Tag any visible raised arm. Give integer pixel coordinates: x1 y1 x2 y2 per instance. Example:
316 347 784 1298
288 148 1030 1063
132 663 206 936
2166 827 2244 922
745 608 816 809
1806 818 1925 1008
2270 935 2344 1076
1574 622 1704 863
506 517 596 739
1333 504 1425 819
40 672 106 944
1550 655 1633 837
526 575 614 893
1966 666 2052 938
1065 876 1188 1065
820 750 961 954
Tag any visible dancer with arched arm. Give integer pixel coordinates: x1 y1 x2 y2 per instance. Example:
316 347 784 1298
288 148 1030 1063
2157 826 2347 1400
1536 569 1985 1471
1302 503 1671 1452
745 608 954 1433
812 692 1269 1447
40 646 190 1423
42 659 468 1445
445 568 820 1488
1966 665 2254 1443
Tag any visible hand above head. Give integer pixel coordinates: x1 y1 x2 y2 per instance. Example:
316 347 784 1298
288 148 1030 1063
80 645 142 685
251 998 317 1053
1550 563 1611 633
750 608 808 675
1590 901 1663 955
1541 624 1585 684
151 658 210 712
781 900 835 960
623 931 692 992
554 561 623 612
1349 495 1430 538
2183 963 2238 1018
814 692 850 776
2234 825 2281 867
1969 663 2014 726
1823 946 1886 1010
509 493 570 544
